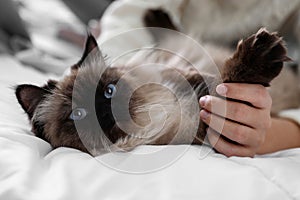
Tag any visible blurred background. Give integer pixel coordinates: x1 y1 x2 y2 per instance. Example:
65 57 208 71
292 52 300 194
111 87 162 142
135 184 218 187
0 0 300 75
0 0 114 74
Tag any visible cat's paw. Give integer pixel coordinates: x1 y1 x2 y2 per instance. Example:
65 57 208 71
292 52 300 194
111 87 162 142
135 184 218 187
223 28 291 86
143 9 178 30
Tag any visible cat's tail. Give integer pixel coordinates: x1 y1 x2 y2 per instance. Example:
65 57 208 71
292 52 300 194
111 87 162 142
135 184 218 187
222 28 291 86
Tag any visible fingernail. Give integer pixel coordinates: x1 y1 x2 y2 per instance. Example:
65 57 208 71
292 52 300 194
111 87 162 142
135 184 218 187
216 84 227 95
199 96 208 107
200 110 210 120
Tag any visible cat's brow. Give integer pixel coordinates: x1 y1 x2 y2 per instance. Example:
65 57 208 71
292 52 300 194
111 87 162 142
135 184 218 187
43 88 70 100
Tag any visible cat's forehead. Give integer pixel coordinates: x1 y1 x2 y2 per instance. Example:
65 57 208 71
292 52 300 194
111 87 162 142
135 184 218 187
54 67 122 102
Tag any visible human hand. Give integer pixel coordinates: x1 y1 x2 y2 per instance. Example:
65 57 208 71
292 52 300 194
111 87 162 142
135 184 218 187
199 83 272 157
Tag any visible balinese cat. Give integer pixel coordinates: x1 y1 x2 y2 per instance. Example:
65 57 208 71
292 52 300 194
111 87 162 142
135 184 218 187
15 10 292 156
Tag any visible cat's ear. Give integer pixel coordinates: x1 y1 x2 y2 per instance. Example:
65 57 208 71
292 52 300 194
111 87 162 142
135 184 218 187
15 84 50 119
74 33 99 69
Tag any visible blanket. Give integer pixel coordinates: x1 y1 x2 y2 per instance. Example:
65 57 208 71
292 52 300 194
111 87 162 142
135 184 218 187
0 55 300 200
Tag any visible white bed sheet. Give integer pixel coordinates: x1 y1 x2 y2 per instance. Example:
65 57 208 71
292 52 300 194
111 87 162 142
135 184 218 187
0 55 300 200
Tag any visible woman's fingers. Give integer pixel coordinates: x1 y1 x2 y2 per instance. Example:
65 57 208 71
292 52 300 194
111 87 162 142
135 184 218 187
215 83 272 109
200 95 271 129
200 110 263 146
206 128 256 157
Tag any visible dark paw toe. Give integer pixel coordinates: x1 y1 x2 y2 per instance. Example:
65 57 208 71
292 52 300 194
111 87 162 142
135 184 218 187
251 28 290 62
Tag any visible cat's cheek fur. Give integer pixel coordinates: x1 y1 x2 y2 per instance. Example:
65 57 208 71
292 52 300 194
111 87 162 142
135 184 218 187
33 101 88 153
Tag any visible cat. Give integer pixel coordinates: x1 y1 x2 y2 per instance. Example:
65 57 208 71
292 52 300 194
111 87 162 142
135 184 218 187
15 10 291 156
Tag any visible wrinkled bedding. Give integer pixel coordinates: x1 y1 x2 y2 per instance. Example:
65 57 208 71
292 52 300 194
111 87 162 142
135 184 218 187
0 55 300 200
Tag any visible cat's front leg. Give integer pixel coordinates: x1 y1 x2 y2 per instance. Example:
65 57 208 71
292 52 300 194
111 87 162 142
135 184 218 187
222 28 291 86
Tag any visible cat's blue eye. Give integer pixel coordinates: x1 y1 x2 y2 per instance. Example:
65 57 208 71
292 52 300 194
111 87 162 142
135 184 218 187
69 108 87 121
104 84 116 99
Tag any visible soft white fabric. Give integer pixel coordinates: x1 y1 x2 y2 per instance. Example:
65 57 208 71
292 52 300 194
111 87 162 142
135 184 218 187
279 109 300 125
98 0 184 61
1 55 300 200
98 0 300 54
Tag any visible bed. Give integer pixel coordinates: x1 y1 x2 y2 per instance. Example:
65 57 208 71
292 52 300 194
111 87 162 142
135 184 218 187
0 53 300 199
1 0 300 199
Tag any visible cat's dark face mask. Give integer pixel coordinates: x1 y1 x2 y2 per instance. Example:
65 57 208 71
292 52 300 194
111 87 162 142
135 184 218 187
15 35 127 155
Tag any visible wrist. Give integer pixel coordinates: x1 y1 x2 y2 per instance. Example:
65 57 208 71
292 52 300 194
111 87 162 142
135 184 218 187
257 117 300 154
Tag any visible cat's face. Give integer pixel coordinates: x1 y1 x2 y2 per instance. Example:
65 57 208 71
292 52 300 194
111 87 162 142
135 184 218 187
16 34 206 155
16 35 130 155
